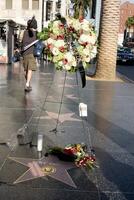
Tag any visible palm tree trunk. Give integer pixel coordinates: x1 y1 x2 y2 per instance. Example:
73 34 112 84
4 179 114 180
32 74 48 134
95 0 120 79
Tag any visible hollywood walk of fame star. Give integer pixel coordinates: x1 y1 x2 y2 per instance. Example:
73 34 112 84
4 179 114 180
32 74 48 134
65 94 78 100
58 84 77 88
61 77 74 80
8 155 77 188
40 73 52 76
38 112 81 123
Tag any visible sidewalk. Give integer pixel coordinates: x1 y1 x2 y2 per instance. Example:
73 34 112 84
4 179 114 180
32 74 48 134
0 62 134 200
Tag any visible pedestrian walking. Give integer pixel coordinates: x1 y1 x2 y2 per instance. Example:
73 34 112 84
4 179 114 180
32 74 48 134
22 16 37 92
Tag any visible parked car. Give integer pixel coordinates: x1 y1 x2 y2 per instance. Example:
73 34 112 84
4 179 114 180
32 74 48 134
123 38 134 48
117 47 134 63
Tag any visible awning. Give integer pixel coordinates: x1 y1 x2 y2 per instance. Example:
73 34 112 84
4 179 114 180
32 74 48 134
0 19 26 28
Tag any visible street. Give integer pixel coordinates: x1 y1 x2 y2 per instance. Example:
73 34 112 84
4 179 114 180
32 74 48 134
117 62 134 82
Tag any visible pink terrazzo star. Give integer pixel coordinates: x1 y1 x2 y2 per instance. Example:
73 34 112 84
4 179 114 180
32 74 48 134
39 112 81 123
65 94 78 100
58 84 77 88
9 155 76 188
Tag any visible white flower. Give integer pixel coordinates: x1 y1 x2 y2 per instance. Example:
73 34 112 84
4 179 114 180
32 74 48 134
78 34 90 44
72 60 77 67
81 20 90 32
66 18 73 27
78 33 97 45
83 48 90 56
58 61 63 66
82 56 91 62
72 19 81 31
47 38 54 45
64 52 73 62
63 52 77 69
88 35 96 45
55 40 65 48
82 19 90 24
64 65 72 70
90 46 97 58
53 20 60 28
51 47 60 55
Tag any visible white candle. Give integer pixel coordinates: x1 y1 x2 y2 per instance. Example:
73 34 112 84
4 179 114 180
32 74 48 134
37 134 43 152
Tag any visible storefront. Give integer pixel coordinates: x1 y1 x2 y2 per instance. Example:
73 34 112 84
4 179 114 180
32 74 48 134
0 19 25 64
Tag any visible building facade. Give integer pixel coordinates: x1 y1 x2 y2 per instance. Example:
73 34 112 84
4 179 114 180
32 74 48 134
94 0 101 36
118 1 134 45
0 0 67 31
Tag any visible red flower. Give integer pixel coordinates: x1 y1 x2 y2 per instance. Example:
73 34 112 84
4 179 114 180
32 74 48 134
59 46 65 52
68 27 74 32
47 44 53 49
64 147 77 155
79 17 84 22
57 35 64 40
59 24 64 29
63 58 68 65
76 158 86 167
82 42 88 47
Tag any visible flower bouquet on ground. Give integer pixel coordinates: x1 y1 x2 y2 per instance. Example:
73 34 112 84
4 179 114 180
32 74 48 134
46 143 97 170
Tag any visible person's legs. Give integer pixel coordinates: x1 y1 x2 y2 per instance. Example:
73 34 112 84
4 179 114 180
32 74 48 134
26 70 32 87
24 70 28 81
24 54 36 92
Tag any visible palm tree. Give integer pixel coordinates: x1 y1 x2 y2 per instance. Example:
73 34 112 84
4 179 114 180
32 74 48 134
125 16 134 38
71 0 92 19
126 16 134 27
95 0 120 79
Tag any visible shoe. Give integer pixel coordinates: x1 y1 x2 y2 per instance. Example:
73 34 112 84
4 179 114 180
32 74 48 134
29 85 32 90
25 86 32 92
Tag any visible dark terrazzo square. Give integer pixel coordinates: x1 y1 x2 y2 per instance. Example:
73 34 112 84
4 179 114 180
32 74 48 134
85 113 134 154
62 90 79 104
46 91 63 103
100 192 134 200
90 128 125 154
0 108 34 124
54 125 90 146
0 122 25 142
60 101 80 113
0 95 26 108
95 150 134 193
21 94 44 109
30 124 89 149
0 146 11 168
0 185 100 200
32 102 61 127
9 145 38 158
